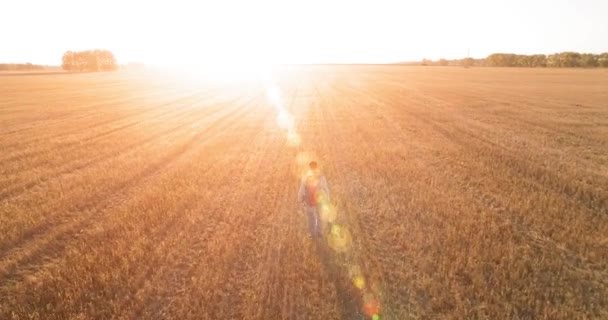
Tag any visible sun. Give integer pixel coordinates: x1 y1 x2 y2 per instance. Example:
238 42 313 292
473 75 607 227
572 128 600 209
144 34 281 81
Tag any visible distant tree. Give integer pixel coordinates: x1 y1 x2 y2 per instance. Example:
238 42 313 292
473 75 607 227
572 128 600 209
546 53 561 67
559 52 581 67
61 49 118 72
599 53 608 68
530 54 547 67
484 52 599 68
485 54 499 66
400 52 605 69
99 50 119 71
0 63 45 71
515 55 527 67
579 53 598 68
62 51 75 71
486 54 514 67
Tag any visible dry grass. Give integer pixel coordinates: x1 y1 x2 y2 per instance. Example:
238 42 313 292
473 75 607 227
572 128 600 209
1 66 607 319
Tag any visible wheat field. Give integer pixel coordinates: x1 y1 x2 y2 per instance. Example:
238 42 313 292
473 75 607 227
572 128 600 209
1 66 607 319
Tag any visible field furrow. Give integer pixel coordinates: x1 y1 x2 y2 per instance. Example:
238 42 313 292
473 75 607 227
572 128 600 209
1 67 607 319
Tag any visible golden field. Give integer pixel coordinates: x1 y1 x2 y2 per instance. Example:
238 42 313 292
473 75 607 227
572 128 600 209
1 66 607 319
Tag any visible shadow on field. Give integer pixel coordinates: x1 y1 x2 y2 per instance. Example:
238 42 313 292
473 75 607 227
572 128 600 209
312 237 366 320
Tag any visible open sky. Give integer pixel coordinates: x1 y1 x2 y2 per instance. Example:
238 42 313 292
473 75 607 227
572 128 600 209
2 0 607 65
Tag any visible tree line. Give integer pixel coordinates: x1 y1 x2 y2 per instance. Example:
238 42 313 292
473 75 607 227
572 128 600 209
0 63 46 71
485 52 608 67
61 50 118 72
419 52 608 68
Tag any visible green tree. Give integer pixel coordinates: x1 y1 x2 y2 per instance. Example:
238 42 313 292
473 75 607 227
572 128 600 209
547 53 560 67
599 53 608 68
559 52 581 67
530 54 547 67
579 53 598 67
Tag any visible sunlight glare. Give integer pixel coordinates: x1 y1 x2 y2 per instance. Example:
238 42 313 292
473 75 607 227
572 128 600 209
287 130 301 147
277 109 294 130
264 82 283 110
207 63 265 82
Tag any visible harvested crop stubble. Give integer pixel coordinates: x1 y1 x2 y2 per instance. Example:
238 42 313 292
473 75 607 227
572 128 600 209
1 66 607 319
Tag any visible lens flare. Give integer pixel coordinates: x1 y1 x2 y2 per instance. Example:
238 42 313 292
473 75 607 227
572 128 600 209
319 203 337 223
363 293 382 317
296 152 312 167
265 84 283 109
353 275 366 289
328 224 352 253
315 192 328 204
287 130 301 147
348 264 362 278
263 74 299 147
276 110 292 129
264 73 383 318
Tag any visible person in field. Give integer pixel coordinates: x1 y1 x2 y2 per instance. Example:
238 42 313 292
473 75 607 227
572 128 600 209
298 161 330 237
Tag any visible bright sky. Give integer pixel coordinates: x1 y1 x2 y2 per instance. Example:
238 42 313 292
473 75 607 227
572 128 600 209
2 0 607 65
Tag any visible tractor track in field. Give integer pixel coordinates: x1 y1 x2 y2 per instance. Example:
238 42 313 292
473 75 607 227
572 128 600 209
361 78 608 315
123 111 284 319
0 92 252 203
97 122 267 318
360 78 608 217
0 88 168 137
0 88 216 166
0 94 263 286
226 83 344 320
378 79 608 207
182 122 283 318
116 99 276 319
369 78 608 230
3 67 608 319
395 88 607 217
0 84 211 147
250 96 306 320
315 82 394 319
0 88 217 174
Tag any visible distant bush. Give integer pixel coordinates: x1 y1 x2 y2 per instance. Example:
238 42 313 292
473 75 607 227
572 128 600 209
62 50 118 72
418 52 608 68
413 58 484 67
0 63 45 71
484 52 608 68
462 57 474 67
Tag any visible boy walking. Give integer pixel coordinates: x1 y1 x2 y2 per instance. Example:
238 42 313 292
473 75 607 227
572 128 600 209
297 161 330 237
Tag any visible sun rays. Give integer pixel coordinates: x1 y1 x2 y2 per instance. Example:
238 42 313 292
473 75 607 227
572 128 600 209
262 73 383 319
